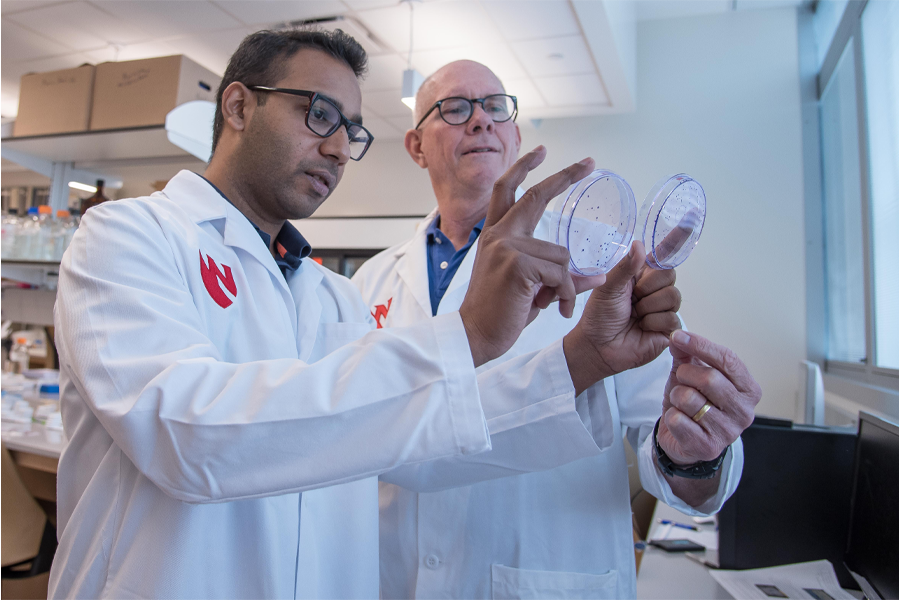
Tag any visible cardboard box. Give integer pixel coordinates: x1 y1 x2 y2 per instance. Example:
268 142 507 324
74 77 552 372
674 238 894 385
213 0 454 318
13 64 95 137
90 55 220 131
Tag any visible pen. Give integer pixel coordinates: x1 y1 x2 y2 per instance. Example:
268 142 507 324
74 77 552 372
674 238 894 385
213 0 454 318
657 519 699 531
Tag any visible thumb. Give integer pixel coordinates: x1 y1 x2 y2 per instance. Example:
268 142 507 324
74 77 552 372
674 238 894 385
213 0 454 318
602 240 646 290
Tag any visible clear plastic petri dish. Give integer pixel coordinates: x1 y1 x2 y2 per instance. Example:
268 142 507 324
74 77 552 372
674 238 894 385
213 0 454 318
548 169 636 276
638 174 706 270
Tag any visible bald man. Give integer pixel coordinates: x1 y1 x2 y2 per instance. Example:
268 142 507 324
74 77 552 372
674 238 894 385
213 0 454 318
353 61 760 599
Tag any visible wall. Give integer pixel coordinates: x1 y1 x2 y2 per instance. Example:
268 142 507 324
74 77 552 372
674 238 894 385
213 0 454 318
327 8 806 419
520 8 806 419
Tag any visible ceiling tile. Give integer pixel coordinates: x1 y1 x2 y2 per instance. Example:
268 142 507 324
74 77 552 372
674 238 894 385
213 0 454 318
362 88 410 118
1 18 75 60
212 1 347 27
482 0 579 42
533 73 608 107
502 77 546 112
512 35 595 78
635 0 730 21
82 39 180 64
98 1 242 39
162 27 252 75
343 0 399 11
411 42 526 82
359 53 407 92
8 2 150 51
1 1 73 15
357 1 502 53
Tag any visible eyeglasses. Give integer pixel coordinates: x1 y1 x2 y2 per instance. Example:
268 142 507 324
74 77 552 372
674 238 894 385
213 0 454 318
414 94 518 130
247 85 374 161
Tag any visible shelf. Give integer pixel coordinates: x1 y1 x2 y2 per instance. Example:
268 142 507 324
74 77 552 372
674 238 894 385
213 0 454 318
1 126 193 164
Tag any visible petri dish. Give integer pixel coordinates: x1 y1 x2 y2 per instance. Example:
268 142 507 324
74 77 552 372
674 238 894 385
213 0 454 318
549 169 636 276
638 174 706 270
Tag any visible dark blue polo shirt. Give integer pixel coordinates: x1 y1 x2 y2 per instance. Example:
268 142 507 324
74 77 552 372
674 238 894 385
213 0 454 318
425 214 485 316
199 175 311 276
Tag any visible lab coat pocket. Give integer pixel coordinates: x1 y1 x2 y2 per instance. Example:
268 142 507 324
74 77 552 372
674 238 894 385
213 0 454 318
310 322 371 361
491 564 618 600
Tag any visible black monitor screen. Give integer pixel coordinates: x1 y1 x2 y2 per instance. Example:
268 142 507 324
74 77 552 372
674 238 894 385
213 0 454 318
844 412 899 600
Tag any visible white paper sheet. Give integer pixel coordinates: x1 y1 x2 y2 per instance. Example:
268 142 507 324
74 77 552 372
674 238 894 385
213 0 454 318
709 560 857 600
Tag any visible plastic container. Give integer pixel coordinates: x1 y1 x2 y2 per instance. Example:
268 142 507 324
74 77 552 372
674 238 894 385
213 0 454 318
549 170 636 276
639 174 706 270
550 170 706 275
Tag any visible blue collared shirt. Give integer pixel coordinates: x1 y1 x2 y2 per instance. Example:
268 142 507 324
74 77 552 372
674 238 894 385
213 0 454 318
198 175 311 277
426 214 485 316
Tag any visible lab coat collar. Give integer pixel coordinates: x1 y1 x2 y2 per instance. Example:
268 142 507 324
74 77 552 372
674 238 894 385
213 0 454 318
391 208 439 318
161 171 292 291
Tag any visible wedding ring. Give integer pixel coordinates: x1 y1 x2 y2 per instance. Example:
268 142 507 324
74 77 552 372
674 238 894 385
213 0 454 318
692 401 714 422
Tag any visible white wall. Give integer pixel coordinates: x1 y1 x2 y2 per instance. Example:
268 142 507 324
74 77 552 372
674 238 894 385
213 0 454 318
312 8 808 419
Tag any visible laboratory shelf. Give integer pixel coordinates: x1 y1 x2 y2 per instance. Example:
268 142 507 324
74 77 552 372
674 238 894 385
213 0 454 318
1 126 192 165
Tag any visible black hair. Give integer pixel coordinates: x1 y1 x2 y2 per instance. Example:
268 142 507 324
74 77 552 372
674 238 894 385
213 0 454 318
211 28 368 153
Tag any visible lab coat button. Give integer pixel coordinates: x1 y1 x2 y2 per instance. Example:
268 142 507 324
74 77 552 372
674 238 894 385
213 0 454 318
440 261 448 270
424 554 440 569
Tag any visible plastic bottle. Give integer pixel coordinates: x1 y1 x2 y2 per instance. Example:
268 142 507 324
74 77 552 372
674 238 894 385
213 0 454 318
1 208 20 259
36 205 55 260
52 209 76 261
80 179 110 214
7 337 31 374
14 207 40 260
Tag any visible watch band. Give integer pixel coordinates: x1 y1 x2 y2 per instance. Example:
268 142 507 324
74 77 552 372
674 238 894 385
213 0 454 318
653 419 728 479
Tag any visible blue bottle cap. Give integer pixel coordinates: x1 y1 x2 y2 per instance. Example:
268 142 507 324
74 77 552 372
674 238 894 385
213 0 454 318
39 383 60 394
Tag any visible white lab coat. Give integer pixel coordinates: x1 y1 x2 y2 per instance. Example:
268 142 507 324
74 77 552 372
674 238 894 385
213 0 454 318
48 171 616 600
352 208 744 599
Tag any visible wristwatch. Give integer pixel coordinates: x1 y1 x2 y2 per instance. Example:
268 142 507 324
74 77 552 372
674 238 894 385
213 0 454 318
653 419 728 479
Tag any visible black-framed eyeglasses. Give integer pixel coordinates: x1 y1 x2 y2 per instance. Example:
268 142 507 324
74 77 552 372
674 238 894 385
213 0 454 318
247 85 374 161
414 94 518 130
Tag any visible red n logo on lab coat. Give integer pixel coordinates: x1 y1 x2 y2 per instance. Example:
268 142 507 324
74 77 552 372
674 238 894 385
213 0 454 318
371 298 392 328
199 251 237 308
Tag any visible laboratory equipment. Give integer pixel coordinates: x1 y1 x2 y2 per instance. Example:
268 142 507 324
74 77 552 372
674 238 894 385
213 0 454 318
549 170 706 275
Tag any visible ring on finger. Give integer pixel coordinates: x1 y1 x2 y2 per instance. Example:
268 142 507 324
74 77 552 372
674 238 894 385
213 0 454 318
692 401 714 422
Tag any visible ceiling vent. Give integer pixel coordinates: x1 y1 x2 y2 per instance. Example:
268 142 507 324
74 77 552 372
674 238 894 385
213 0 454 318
272 15 390 58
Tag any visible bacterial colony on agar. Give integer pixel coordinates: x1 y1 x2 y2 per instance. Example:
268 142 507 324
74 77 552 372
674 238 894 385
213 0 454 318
549 170 706 277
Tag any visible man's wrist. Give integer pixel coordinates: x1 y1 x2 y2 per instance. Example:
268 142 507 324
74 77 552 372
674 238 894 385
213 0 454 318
563 328 614 396
653 419 728 479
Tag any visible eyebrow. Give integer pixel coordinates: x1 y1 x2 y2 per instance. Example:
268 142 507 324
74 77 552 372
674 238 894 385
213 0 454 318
317 92 363 124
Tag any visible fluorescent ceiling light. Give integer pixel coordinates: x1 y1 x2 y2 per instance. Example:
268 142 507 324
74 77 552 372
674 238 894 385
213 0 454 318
402 68 424 111
68 181 97 193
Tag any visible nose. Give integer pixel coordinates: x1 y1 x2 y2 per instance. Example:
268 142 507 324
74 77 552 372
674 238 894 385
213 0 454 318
320 125 352 164
466 102 494 133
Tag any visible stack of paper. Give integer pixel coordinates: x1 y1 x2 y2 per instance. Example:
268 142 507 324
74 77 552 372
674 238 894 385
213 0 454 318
709 560 857 600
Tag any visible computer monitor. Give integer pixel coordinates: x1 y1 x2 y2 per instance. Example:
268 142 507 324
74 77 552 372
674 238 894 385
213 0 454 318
717 417 859 588
844 412 899 600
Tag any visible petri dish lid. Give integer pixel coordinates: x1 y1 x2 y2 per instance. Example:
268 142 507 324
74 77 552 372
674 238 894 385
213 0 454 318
548 169 636 276
638 173 706 270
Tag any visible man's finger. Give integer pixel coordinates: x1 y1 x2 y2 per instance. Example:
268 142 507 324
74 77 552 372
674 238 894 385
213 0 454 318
572 272 607 294
601 240 646 290
500 157 595 235
633 267 676 300
669 330 759 395
485 146 547 227
634 286 682 318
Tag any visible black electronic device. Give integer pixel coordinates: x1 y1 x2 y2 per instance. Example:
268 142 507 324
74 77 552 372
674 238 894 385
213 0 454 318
843 412 898 600
717 417 858 588
649 539 706 552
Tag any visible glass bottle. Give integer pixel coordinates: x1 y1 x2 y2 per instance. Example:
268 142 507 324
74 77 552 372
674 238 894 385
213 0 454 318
80 179 110 214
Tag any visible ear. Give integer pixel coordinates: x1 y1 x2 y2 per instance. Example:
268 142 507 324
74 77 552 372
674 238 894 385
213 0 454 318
220 82 255 135
404 128 429 169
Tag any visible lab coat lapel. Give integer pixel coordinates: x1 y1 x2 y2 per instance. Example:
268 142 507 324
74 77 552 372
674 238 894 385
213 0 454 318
436 236 478 315
395 211 437 319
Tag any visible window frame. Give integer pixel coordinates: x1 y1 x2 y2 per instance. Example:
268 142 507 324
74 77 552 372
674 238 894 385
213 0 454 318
799 0 898 406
